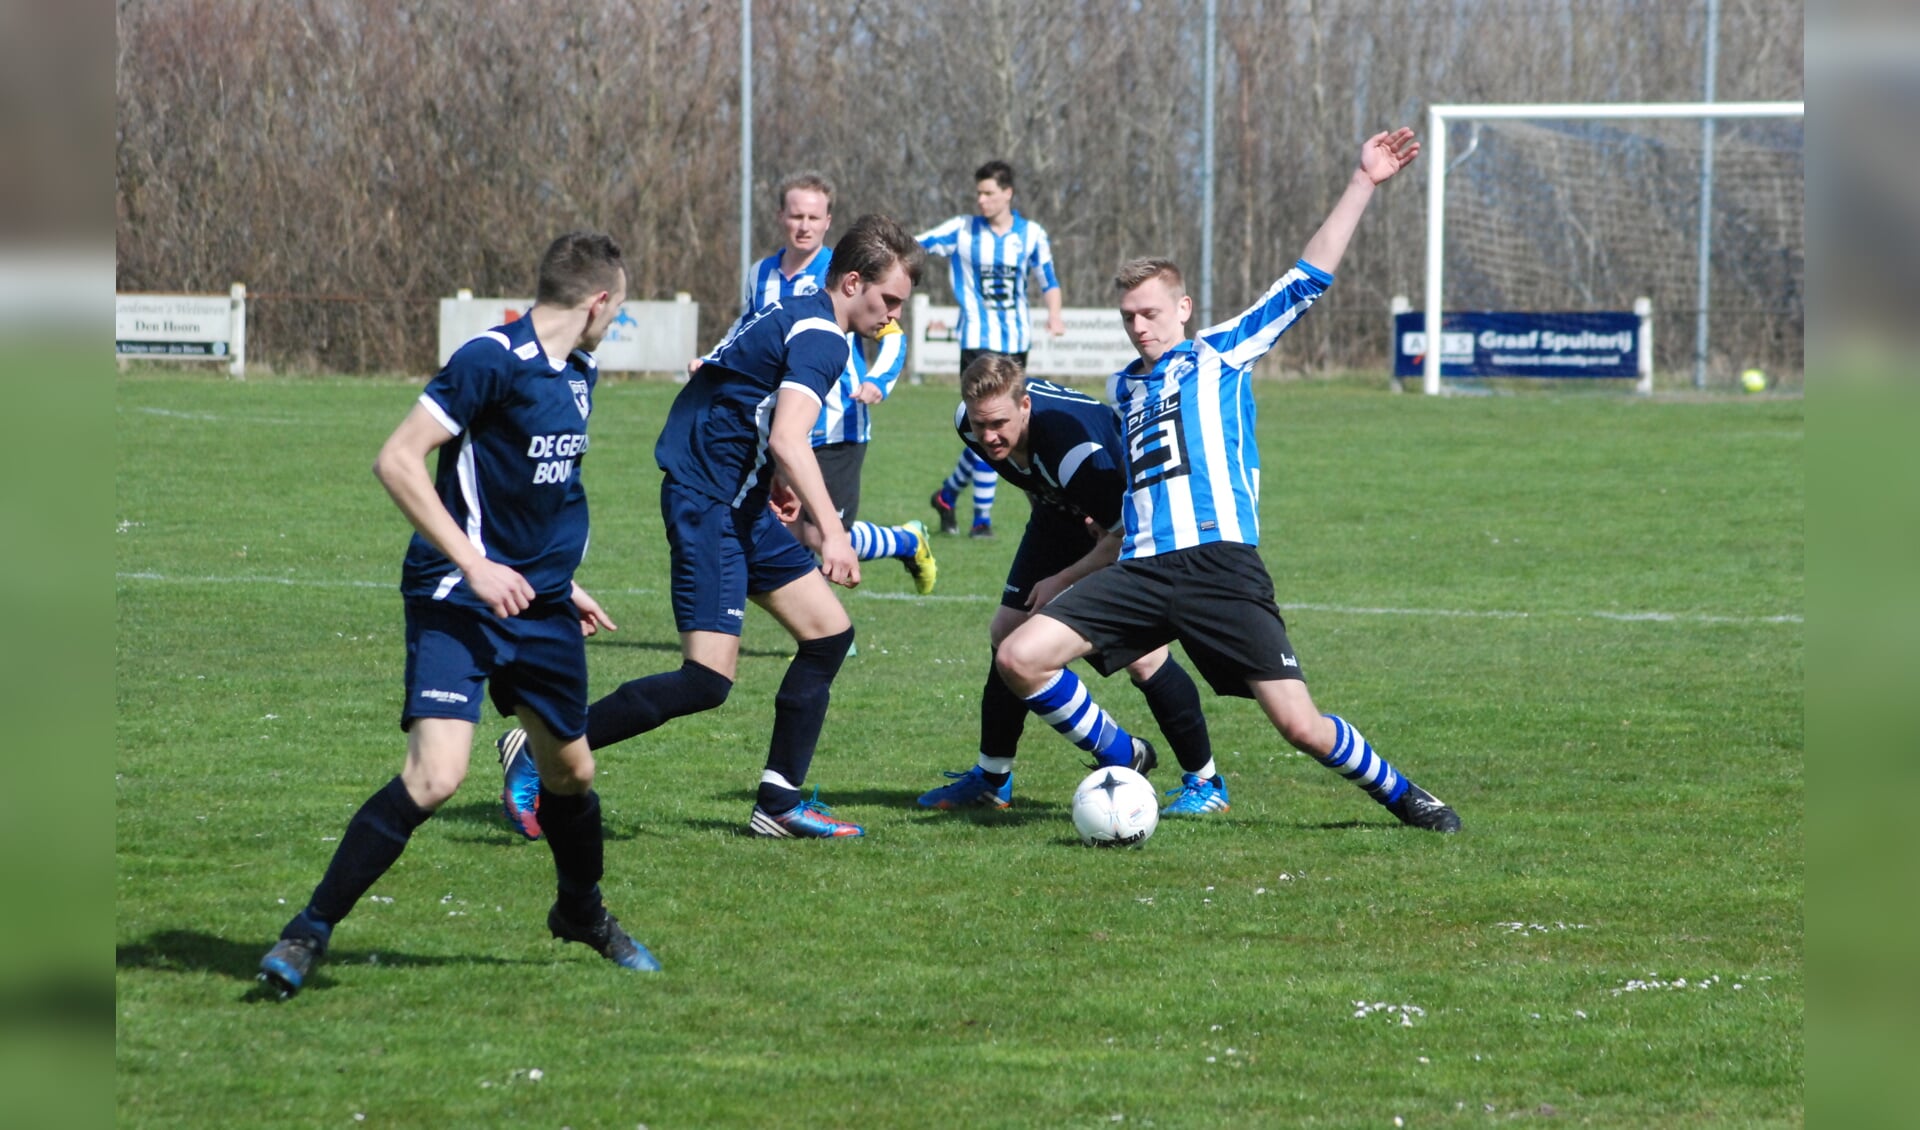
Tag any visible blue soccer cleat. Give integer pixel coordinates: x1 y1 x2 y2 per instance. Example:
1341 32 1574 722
497 728 543 840
917 765 1013 810
258 919 332 1000
1163 772 1231 816
548 902 662 972
748 789 865 838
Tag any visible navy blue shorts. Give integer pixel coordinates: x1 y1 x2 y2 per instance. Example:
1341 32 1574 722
661 477 818 635
1002 505 1104 610
401 598 588 739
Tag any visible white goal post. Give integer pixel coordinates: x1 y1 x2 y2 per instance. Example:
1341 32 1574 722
1422 101 1804 395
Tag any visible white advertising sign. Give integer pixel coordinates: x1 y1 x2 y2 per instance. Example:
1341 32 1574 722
438 294 701 374
116 289 247 376
909 296 1137 381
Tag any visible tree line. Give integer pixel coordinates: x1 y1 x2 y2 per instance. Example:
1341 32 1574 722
116 0 1803 378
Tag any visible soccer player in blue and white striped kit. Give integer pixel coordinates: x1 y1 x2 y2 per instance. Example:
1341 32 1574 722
916 357 1217 812
918 160 1065 537
996 128 1461 831
258 233 657 1000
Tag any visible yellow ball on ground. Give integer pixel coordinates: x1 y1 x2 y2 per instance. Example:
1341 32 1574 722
1740 368 1767 393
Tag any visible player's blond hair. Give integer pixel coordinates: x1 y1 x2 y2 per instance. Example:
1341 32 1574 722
1113 257 1185 298
960 353 1027 405
776 171 835 213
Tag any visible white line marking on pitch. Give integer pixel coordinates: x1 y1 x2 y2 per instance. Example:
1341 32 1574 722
116 571 1801 625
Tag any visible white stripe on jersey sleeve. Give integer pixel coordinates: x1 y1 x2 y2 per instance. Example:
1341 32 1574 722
778 380 825 407
419 393 463 437
915 216 967 249
786 316 844 343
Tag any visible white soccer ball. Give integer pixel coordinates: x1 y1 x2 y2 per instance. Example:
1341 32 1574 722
1071 766 1159 847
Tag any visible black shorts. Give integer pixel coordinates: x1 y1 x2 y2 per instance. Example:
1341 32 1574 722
1039 542 1304 698
1002 506 1103 610
812 441 866 525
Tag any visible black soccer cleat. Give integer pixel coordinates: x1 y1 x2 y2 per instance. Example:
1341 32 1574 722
1086 735 1159 777
258 933 327 1000
1386 781 1462 833
548 902 662 972
930 490 959 535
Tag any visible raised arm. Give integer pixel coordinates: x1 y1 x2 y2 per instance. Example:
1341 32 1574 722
1298 127 1420 276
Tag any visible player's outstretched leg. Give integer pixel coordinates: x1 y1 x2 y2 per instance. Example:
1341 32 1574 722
850 518 938 595
1319 715 1461 833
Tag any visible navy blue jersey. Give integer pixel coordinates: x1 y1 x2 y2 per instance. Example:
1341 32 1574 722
403 317 597 610
955 378 1127 531
656 290 850 508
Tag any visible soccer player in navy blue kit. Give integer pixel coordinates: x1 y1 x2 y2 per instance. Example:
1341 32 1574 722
688 173 934 592
918 160 1065 537
916 355 1217 811
560 214 923 839
996 129 1462 831
258 233 656 999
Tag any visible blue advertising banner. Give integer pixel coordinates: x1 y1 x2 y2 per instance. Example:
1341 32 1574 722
1394 311 1641 378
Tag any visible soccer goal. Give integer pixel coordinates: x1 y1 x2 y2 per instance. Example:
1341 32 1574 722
1420 101 1803 395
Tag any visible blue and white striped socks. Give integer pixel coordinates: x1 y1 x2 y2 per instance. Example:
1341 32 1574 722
849 520 921 562
944 449 998 524
1319 715 1409 805
1022 669 1135 767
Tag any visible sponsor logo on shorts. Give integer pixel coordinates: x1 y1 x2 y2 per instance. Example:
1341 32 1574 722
726 607 746 620
1281 654 1298 668
418 689 471 704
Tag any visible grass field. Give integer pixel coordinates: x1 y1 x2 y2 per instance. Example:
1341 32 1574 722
115 373 1802 1128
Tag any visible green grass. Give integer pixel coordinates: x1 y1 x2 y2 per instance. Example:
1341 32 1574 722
117 373 1802 1127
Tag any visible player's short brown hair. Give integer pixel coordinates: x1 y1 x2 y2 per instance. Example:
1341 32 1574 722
960 353 1027 405
826 214 924 288
1113 257 1185 298
536 231 625 307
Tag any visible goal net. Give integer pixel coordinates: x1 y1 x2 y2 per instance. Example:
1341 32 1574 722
1426 105 1803 391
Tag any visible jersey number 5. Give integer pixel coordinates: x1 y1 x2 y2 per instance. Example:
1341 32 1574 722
1127 414 1189 488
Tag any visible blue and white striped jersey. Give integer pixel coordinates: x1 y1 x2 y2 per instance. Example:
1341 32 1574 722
916 212 1059 354
955 378 1127 530
1105 260 1332 559
813 320 905 446
657 290 850 509
742 246 831 317
402 316 597 610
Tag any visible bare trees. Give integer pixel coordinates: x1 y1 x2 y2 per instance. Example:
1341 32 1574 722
116 0 1803 376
